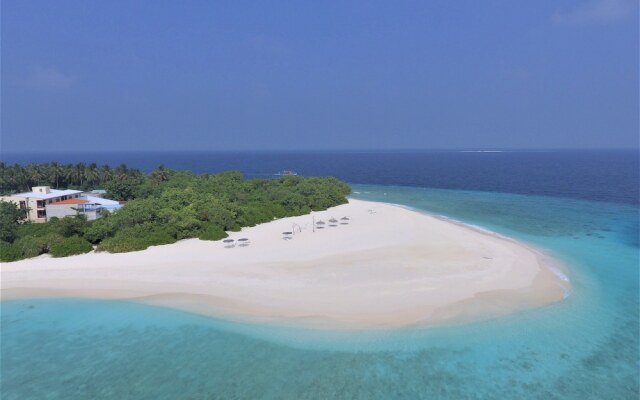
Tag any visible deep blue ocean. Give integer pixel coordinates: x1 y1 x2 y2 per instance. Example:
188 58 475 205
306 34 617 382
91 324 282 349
1 150 639 399
3 149 638 205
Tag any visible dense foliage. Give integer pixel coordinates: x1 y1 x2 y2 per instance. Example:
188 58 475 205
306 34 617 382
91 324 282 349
0 211 94 262
49 235 94 257
0 167 351 261
0 162 145 198
0 201 28 242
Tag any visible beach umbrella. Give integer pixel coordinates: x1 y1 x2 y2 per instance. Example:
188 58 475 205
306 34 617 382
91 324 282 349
316 220 326 225
282 231 293 240
341 217 349 220
328 218 338 223
237 238 249 246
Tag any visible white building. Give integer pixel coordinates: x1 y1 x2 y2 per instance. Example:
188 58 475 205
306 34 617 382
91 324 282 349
0 186 83 223
0 186 122 223
46 198 103 221
80 195 121 211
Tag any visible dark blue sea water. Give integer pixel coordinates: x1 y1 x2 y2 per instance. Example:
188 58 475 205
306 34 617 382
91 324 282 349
1 150 639 399
3 149 638 205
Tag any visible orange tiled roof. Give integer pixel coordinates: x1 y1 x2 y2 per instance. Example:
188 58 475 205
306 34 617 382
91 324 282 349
49 199 91 205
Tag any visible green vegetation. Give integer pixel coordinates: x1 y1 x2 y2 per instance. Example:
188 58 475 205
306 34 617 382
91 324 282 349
0 167 351 261
0 162 145 199
49 236 94 257
0 208 94 261
0 201 28 242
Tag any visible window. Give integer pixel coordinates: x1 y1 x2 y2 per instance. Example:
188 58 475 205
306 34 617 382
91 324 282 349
19 201 26 209
37 210 46 218
36 200 45 208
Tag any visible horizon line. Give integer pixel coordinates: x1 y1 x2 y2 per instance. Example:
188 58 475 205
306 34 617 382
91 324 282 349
2 147 639 155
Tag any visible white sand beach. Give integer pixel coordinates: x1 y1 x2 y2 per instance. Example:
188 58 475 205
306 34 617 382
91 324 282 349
1 199 570 329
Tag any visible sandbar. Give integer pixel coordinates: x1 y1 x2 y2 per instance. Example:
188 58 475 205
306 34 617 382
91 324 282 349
0 199 570 329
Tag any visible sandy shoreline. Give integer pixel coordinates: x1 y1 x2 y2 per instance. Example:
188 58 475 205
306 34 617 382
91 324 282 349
0 199 570 329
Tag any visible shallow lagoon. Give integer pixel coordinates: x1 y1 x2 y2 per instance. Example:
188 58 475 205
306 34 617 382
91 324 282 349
2 185 638 399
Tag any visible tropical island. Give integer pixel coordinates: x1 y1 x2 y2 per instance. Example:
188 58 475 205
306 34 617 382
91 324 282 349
0 163 570 329
0 163 351 261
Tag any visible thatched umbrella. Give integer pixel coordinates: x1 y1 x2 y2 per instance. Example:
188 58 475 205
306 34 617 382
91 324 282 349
282 231 293 240
237 238 250 247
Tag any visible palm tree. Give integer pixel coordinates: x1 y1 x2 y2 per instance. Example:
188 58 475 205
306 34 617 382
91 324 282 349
150 165 170 185
26 164 44 187
50 162 64 188
115 164 129 180
74 163 86 187
10 164 29 192
63 164 76 187
0 162 6 193
85 163 100 188
100 165 113 183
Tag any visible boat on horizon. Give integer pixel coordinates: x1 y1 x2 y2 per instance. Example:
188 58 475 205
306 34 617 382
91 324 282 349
275 170 298 176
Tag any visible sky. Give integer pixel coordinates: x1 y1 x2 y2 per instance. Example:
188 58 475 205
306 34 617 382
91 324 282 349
1 0 638 152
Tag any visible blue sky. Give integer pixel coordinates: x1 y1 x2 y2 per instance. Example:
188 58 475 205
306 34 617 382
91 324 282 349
2 0 638 151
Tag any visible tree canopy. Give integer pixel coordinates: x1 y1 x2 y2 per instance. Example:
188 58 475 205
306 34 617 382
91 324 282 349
0 162 144 196
0 201 28 242
0 166 351 261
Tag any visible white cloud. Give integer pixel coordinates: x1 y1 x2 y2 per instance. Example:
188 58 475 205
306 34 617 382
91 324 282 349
552 0 637 26
19 65 78 89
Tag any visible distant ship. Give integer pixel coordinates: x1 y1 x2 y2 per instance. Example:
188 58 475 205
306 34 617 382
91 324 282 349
275 170 298 176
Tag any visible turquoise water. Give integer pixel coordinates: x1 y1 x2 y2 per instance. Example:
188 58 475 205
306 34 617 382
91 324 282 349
2 185 638 399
